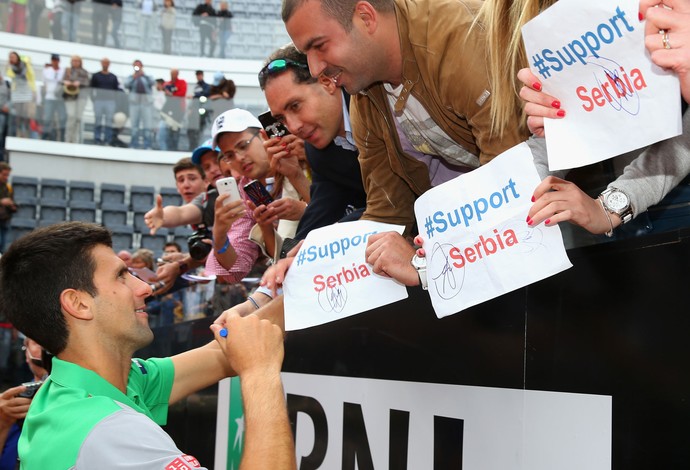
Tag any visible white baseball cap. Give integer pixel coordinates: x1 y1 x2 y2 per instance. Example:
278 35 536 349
211 108 262 149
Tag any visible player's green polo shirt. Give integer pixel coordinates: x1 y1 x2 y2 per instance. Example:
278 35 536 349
18 356 174 469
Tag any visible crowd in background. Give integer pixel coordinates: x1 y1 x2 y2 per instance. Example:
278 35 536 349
0 50 239 157
0 0 239 58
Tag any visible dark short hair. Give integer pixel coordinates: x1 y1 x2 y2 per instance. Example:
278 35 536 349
259 43 315 90
282 0 395 31
164 241 182 252
173 157 205 179
0 222 112 355
195 70 204 75
0 162 10 172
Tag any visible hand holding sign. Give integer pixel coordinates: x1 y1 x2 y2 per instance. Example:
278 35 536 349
521 0 681 170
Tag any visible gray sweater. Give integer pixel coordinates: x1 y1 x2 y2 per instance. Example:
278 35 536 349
530 106 690 218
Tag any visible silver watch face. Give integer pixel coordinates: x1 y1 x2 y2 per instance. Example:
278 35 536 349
411 254 426 270
605 190 630 212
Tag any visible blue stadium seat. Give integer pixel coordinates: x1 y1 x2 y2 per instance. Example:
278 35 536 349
69 180 96 202
140 228 170 255
160 186 183 207
70 200 98 223
10 176 39 199
40 178 68 201
8 218 37 246
100 202 129 227
100 183 127 205
39 199 68 223
13 196 38 220
109 225 135 253
130 185 156 210
173 225 194 248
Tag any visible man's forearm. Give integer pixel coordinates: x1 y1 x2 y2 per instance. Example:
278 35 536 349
239 371 296 470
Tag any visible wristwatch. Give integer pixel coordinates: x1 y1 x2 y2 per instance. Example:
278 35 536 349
600 187 633 225
411 254 428 290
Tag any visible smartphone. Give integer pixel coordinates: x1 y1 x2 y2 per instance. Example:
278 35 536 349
243 179 274 206
258 110 290 138
216 176 241 205
18 381 43 399
128 267 158 283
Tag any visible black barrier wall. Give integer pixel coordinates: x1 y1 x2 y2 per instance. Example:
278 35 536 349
141 225 690 468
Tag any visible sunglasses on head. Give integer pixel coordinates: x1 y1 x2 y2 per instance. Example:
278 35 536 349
258 58 309 81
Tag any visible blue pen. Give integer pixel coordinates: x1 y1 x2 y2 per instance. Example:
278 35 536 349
219 328 228 338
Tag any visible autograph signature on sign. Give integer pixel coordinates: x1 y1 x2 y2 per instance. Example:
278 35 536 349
428 223 545 300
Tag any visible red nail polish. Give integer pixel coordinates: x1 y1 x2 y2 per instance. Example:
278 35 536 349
527 218 533 226
551 100 561 109
556 109 566 117
545 218 551 225
526 215 531 223
531 195 535 202
533 82 542 91
638 11 644 21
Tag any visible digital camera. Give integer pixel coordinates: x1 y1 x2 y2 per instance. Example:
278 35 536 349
187 226 213 261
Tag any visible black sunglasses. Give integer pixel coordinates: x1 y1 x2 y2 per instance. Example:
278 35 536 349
258 59 309 81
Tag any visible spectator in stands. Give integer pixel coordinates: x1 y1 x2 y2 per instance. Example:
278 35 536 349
6 0 27 34
160 0 176 55
90 57 119 146
92 0 110 46
62 0 82 42
0 221 296 470
27 0 44 37
158 68 187 151
163 241 182 255
124 59 155 150
109 0 123 48
0 70 10 160
193 0 217 58
0 162 16 254
49 0 63 40
131 248 156 270
259 44 367 246
216 1 233 58
0 336 49 470
187 70 212 149
6 51 36 139
207 73 236 128
41 53 66 142
138 0 157 52
212 108 311 263
117 249 133 266
173 157 206 204
62 54 89 144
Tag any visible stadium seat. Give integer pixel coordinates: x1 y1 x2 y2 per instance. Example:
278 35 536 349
40 178 68 201
100 183 127 205
109 225 135 253
173 225 194 248
8 218 37 245
100 202 129 227
140 227 170 255
160 186 183 207
69 200 98 223
69 180 96 202
10 176 39 199
39 199 68 223
13 196 38 220
130 185 156 210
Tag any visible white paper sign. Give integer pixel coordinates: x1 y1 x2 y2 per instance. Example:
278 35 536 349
283 220 408 331
521 0 681 171
414 143 572 318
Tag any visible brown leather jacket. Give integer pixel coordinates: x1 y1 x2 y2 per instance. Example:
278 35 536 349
351 0 529 234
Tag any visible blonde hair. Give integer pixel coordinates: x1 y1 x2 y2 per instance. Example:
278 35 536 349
475 0 554 137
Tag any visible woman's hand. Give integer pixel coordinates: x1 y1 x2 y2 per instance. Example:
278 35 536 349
527 176 620 234
517 67 566 137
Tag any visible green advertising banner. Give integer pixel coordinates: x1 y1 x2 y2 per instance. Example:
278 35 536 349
226 376 244 470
